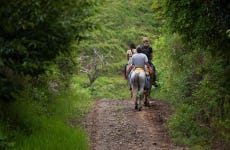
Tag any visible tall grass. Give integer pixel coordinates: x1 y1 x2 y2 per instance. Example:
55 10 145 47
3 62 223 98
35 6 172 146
91 75 130 99
15 119 89 150
1 75 93 150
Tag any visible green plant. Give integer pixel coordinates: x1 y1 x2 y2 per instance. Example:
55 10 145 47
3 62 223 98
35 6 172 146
91 76 129 99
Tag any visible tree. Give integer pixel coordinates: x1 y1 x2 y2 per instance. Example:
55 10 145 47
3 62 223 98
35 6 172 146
79 48 108 86
0 0 98 101
161 0 230 147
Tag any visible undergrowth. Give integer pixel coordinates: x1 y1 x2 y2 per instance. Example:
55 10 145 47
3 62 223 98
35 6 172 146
0 75 93 150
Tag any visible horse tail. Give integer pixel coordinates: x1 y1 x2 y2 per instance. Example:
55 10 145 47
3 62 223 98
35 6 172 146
134 71 139 81
133 71 140 88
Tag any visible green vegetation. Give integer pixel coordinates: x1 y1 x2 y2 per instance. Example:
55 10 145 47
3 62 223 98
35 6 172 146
153 0 230 148
0 0 97 149
77 0 230 148
15 120 89 150
92 76 129 99
0 77 92 149
0 0 229 149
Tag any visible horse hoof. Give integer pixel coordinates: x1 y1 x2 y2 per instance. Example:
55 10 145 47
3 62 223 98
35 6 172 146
138 107 142 111
135 105 138 110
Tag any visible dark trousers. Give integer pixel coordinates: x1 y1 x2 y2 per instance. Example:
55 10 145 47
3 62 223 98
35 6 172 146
124 63 128 78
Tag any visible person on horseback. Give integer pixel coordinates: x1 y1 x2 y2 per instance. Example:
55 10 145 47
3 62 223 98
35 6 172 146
130 46 150 110
124 43 136 79
141 37 158 87
126 46 149 90
131 46 149 72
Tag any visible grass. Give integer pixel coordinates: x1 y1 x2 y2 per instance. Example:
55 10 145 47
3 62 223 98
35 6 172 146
1 75 94 150
15 119 89 150
91 75 130 99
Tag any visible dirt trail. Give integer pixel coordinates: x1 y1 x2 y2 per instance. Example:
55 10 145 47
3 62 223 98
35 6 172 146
83 98 189 150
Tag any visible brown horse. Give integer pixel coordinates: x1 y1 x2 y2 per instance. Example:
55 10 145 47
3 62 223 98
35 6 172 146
143 65 154 107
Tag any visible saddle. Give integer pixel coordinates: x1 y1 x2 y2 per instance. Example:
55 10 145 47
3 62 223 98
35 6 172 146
126 65 153 77
145 65 154 76
134 67 144 72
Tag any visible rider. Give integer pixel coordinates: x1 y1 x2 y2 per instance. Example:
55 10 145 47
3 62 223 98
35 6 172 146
124 43 136 79
131 46 149 70
141 37 158 87
130 46 150 109
126 46 149 90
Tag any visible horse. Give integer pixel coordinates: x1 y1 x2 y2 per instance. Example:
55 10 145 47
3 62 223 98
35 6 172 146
143 65 154 107
130 67 146 111
126 65 153 107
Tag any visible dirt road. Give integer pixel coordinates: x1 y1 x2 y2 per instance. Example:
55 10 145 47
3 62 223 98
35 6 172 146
84 98 189 150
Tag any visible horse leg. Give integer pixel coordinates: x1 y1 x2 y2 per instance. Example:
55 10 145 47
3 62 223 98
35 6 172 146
132 87 138 109
133 84 141 110
144 92 148 106
138 72 146 111
144 91 150 107
144 90 148 106
137 92 142 111
144 75 151 107
136 89 144 111
147 74 154 106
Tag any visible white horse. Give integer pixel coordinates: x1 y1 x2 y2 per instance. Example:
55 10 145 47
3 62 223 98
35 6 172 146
130 67 146 111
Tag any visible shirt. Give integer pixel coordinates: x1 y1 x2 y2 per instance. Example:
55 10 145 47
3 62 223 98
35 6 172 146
127 49 137 65
141 45 153 61
131 53 148 68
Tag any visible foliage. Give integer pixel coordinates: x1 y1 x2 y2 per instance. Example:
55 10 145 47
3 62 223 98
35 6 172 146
151 0 230 148
0 0 98 149
0 74 92 150
0 0 98 101
76 0 159 79
15 120 89 150
167 104 209 147
91 76 129 99
163 0 230 53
